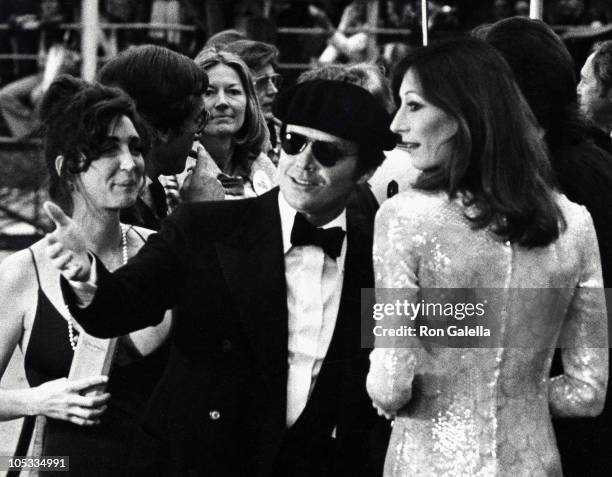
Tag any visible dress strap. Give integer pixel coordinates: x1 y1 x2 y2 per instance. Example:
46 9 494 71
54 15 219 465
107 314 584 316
28 248 41 288
128 225 147 244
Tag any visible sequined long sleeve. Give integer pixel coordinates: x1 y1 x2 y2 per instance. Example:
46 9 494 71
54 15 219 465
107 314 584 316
549 208 608 417
367 197 422 413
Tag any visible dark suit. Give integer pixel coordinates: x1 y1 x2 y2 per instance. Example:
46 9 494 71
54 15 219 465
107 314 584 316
120 178 168 231
64 188 388 477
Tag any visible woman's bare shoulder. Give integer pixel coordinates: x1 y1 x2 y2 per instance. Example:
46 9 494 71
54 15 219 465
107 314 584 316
0 245 40 290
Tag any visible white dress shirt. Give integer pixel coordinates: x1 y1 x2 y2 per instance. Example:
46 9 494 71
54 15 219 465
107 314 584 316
278 193 347 427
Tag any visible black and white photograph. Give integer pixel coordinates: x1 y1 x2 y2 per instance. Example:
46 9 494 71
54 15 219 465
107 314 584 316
1 1 612 476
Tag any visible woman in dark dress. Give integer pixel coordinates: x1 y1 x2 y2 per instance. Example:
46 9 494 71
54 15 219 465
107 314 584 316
0 75 171 476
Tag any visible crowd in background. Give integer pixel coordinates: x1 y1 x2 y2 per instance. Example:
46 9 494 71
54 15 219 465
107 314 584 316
2 0 612 84
1 1 612 476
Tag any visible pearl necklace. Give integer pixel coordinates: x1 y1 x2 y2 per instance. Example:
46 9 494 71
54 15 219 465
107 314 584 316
67 224 128 351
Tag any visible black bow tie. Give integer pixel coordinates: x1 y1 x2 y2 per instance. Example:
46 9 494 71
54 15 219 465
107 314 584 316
290 213 345 259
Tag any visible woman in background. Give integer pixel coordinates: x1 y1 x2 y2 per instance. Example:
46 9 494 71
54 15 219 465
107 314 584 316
367 37 607 476
182 48 276 202
0 75 171 476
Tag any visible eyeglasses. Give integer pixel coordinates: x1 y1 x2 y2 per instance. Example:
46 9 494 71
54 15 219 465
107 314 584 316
253 73 283 91
194 108 209 136
280 131 358 167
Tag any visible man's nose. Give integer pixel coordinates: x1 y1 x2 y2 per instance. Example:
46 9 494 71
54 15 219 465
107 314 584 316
292 144 318 170
268 80 279 95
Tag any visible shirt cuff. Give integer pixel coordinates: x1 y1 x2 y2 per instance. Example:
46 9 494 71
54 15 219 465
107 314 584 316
67 253 98 308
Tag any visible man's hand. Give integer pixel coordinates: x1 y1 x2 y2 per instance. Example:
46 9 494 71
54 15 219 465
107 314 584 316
43 201 91 282
180 143 225 202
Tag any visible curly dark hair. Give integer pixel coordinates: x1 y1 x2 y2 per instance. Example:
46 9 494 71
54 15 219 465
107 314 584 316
40 74 149 213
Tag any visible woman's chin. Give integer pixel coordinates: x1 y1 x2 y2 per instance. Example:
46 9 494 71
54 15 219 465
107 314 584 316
205 124 239 137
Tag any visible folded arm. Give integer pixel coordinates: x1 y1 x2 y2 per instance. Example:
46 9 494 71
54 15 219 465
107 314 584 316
367 199 422 414
550 210 608 417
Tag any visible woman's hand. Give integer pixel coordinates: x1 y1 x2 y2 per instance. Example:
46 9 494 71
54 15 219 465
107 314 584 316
29 376 110 426
43 201 91 282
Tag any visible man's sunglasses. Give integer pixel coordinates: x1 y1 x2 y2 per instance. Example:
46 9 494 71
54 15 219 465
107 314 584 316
253 73 283 91
280 131 358 167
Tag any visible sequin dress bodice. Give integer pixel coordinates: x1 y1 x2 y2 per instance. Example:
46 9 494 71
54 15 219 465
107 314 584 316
367 191 608 477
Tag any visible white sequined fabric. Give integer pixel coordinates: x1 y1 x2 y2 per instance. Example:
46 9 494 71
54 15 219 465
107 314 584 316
367 190 608 476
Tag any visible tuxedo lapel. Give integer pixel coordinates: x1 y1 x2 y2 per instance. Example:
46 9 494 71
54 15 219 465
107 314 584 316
214 189 288 404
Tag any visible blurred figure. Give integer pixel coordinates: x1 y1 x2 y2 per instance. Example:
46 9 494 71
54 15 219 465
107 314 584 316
514 0 530 17
184 48 276 201
0 44 78 138
224 39 283 163
204 28 246 48
0 75 171 476
367 37 607 476
379 0 418 70
480 17 612 477
0 0 76 137
548 0 587 26
98 44 208 229
578 40 612 146
148 0 183 49
492 0 512 20
309 1 378 64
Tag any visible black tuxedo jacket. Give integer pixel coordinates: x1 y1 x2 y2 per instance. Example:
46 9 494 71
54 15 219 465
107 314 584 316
64 188 388 477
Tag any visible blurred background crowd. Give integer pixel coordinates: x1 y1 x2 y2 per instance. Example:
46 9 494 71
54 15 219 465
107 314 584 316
2 0 612 111
1 0 612 240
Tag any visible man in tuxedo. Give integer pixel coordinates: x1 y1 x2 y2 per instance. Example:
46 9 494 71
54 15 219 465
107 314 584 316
44 79 396 477
98 44 209 230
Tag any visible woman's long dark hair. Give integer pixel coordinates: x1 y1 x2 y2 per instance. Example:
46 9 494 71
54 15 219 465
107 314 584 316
392 37 564 247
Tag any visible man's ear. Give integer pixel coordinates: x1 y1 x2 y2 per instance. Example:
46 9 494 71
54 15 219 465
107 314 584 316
54 155 65 177
356 167 376 185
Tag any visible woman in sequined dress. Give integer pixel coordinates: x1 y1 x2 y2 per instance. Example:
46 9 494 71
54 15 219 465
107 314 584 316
0 76 171 475
366 38 608 476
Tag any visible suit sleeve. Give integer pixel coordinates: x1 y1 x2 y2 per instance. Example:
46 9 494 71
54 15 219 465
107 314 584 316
549 207 609 417
62 206 194 338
